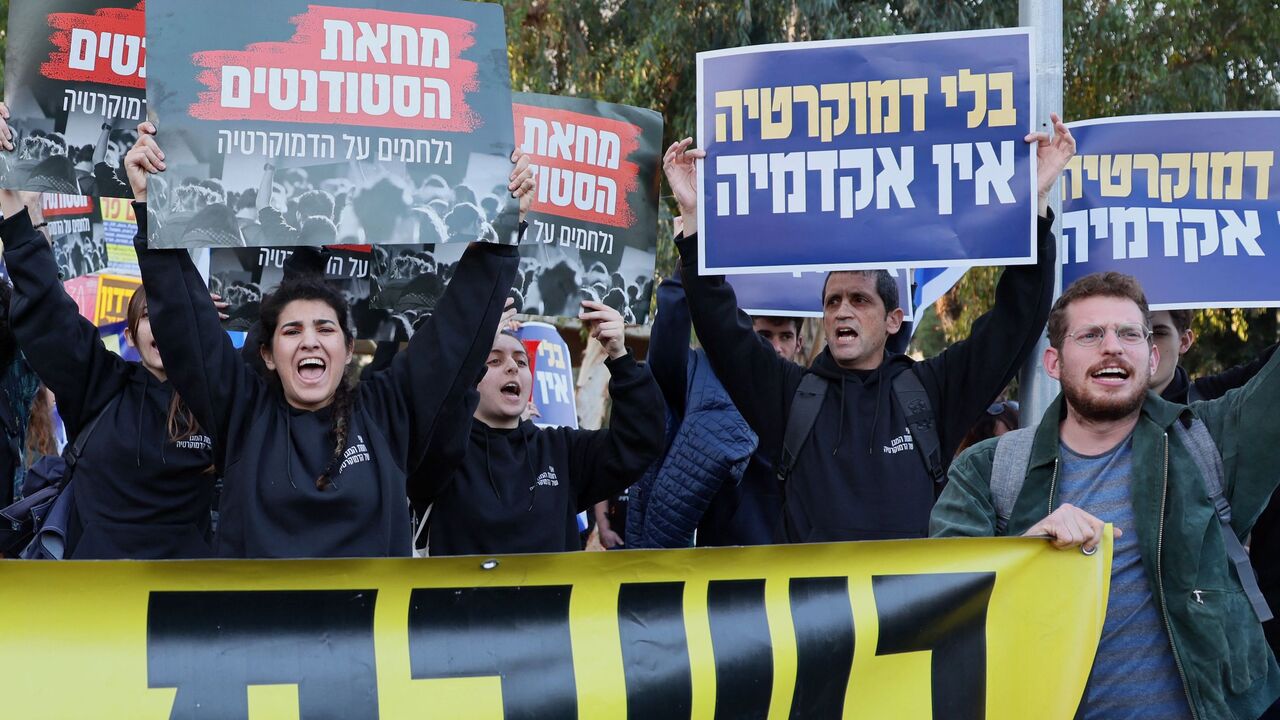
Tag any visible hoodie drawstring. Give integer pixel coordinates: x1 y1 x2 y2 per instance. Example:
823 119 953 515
284 412 297 489
868 370 885 456
136 375 147 468
833 376 847 456
523 428 537 511
484 429 501 499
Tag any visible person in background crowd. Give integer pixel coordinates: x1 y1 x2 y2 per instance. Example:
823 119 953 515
416 299 665 556
0 280 42 507
932 272 1280 719
954 399 1020 457
658 114 1074 544
127 121 532 558
0 181 217 558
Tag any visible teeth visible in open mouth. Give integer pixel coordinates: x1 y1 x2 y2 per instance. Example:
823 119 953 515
299 358 325 369
1092 367 1128 378
501 382 521 396
836 328 855 338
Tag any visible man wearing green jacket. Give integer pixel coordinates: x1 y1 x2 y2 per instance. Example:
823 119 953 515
930 271 1280 720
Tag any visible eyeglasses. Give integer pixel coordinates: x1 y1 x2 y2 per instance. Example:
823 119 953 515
1065 323 1151 348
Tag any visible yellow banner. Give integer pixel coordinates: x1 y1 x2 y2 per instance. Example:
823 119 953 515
0 535 1110 719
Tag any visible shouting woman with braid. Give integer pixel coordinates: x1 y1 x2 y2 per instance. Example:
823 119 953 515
127 122 530 557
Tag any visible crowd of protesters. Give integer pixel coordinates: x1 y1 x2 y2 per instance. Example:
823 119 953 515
0 82 1276 717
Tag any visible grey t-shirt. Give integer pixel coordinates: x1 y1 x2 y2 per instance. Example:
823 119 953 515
1058 435 1192 720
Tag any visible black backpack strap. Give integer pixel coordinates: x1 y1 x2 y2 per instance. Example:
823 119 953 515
777 373 828 483
892 369 944 483
63 394 118 479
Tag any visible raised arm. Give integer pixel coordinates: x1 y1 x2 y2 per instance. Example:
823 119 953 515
565 303 666 509
0 196 129 435
359 240 519 472
662 139 807 451
916 115 1074 459
647 273 693 417
125 124 259 463
1191 342 1279 402
135 201 259 462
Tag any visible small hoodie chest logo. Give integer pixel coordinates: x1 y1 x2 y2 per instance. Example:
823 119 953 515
533 465 560 488
174 434 212 451
883 428 915 455
338 435 371 474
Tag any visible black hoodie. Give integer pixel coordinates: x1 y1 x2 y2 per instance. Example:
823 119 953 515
1 209 215 559
674 213 1056 542
422 353 665 556
134 202 518 558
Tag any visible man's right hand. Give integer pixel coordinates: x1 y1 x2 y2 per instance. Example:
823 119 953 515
0 103 13 152
1022 503 1121 553
124 121 165 203
662 137 705 236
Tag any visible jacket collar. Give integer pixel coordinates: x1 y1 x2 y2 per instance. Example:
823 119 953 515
1028 390 1190 468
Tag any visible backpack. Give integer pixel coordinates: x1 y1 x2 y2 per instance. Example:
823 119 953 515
989 417 1273 623
777 369 943 484
0 395 116 559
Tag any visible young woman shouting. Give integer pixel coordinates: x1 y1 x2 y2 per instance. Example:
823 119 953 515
127 123 532 557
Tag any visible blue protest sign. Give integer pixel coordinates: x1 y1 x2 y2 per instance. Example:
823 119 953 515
1061 112 1280 309
516 321 578 430
696 29 1037 275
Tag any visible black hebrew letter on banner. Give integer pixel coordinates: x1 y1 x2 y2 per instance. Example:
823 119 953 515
618 581 693 719
873 572 997 720
707 579 773 720
788 576 855 719
146 590 379 720
407 586 578 720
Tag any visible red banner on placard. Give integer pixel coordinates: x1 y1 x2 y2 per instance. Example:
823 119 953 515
41 1 147 89
189 5 480 132
514 104 643 229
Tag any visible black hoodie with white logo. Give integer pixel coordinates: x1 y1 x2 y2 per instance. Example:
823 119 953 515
135 202 517 558
421 352 665 556
1 209 215 559
674 214 1055 542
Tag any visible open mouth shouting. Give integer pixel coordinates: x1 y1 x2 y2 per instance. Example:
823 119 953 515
1088 362 1132 387
298 356 328 384
500 381 523 399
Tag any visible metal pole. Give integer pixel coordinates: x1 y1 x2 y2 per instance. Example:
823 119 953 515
1017 0 1064 426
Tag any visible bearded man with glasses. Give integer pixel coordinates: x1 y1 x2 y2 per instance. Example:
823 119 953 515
931 271 1280 720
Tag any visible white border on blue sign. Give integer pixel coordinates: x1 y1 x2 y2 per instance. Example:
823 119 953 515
695 27 1039 276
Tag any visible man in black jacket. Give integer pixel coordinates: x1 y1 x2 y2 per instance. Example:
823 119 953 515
660 114 1076 543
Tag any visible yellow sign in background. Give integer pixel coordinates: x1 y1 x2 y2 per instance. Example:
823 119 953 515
0 534 1110 719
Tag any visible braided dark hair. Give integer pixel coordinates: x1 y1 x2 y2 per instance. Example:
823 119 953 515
258 274 356 491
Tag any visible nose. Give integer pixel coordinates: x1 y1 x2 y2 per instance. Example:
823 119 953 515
770 338 787 358
1098 327 1125 354
300 329 321 349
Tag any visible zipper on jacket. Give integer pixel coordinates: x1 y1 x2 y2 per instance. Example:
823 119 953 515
1156 432 1198 720
1048 457 1059 513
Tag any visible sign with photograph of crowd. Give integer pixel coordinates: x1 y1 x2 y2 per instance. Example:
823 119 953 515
513 93 663 324
143 0 521 249
0 0 146 198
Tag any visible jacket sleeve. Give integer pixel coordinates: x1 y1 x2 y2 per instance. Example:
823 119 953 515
359 241 518 474
1194 348 1280 531
567 352 667 510
1191 342 1279 402
916 213 1056 461
929 443 1000 537
1 208 130 435
673 233 805 454
134 201 260 467
647 274 692 418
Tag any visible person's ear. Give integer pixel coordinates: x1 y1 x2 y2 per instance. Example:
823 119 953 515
885 307 904 335
1044 345 1061 380
259 345 276 371
1179 329 1195 355
345 337 355 365
124 328 136 349
1150 343 1160 376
